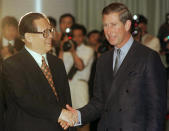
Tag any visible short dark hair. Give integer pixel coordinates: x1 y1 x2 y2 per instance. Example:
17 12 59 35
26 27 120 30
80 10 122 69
59 13 75 24
1 16 18 29
48 16 57 28
138 14 148 25
102 2 132 24
87 30 100 38
19 12 48 38
71 24 87 36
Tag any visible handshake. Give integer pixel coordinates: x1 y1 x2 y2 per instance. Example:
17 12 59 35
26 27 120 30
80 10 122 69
58 104 79 130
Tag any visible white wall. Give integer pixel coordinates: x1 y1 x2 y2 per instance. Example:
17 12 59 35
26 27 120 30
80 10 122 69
1 0 75 30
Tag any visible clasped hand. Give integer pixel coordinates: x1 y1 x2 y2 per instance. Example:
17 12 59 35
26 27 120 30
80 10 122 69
58 104 78 130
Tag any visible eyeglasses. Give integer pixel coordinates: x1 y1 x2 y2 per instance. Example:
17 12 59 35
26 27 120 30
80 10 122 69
32 28 56 38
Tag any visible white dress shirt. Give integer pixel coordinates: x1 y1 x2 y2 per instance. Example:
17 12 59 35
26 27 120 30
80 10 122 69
113 36 134 70
25 46 48 67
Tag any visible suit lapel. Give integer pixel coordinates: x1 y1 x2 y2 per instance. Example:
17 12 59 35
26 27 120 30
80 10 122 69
105 48 114 89
113 41 137 81
105 42 138 108
19 48 57 100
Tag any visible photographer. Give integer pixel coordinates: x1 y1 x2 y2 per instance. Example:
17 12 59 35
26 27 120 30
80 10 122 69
59 24 94 131
57 13 76 43
138 14 161 53
130 14 142 42
158 13 169 51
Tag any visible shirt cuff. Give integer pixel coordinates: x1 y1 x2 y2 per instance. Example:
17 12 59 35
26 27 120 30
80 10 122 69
74 110 82 126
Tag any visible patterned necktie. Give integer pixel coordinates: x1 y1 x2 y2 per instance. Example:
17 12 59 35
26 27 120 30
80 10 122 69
113 48 121 75
41 56 59 101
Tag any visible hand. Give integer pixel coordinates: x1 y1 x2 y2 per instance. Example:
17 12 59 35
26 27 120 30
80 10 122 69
58 107 78 129
66 104 78 118
69 40 76 53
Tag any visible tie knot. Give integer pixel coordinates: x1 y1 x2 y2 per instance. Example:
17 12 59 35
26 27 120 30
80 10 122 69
42 56 46 65
116 48 121 56
42 56 45 61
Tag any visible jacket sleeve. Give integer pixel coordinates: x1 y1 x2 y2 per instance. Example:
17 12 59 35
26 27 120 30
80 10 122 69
145 51 167 131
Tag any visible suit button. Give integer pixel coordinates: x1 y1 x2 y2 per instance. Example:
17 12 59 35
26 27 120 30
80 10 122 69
119 108 122 112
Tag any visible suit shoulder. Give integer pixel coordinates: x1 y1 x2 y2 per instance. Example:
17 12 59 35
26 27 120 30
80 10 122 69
98 50 113 61
47 53 64 65
96 50 113 67
132 42 162 68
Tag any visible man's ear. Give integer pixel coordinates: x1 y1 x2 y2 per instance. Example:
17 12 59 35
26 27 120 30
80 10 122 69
25 33 32 43
125 20 132 32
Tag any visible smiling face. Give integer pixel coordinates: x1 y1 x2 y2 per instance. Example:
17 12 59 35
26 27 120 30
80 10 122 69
102 12 131 48
25 18 53 54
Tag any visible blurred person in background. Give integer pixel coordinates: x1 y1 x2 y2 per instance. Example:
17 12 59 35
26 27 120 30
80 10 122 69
158 13 169 51
87 30 101 54
48 16 60 56
87 30 101 100
138 14 161 53
158 13 169 77
87 30 102 131
0 16 24 61
58 13 76 42
59 24 94 131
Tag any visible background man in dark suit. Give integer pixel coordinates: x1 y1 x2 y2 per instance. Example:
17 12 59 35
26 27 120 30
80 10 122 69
1 12 76 131
60 2 167 131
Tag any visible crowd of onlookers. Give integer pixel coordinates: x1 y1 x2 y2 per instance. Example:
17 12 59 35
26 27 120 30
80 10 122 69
0 12 169 131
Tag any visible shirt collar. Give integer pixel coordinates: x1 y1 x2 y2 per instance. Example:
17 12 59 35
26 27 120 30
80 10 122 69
114 36 134 55
25 45 48 67
2 37 15 46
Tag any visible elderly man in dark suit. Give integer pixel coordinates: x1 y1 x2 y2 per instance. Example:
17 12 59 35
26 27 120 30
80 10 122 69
60 2 167 131
1 12 77 131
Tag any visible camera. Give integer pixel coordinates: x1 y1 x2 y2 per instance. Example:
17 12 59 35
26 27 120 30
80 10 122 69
62 28 77 51
130 14 142 42
131 15 142 36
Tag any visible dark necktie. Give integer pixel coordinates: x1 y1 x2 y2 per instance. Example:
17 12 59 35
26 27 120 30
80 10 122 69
41 56 59 101
113 48 121 75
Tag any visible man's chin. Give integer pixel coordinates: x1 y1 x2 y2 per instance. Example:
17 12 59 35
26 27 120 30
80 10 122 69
46 46 52 53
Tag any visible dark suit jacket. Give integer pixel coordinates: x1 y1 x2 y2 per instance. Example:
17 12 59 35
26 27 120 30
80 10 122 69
79 41 167 131
0 66 5 131
2 48 72 131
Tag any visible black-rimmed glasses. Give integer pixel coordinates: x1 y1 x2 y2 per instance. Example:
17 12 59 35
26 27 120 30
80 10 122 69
32 28 56 38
